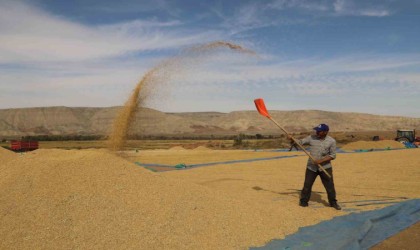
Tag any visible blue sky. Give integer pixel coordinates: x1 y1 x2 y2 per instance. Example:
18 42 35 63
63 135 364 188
0 0 419 117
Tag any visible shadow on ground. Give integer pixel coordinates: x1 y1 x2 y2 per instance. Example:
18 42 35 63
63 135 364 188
252 187 330 206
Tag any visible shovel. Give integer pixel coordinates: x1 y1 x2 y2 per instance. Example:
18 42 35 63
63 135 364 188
254 98 331 179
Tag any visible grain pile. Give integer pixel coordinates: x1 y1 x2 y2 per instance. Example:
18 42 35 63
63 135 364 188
169 145 186 151
130 149 305 165
2 148 419 249
341 140 406 151
0 148 303 249
193 145 211 151
0 146 17 163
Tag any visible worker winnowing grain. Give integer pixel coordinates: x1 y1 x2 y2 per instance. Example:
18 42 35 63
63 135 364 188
289 123 341 210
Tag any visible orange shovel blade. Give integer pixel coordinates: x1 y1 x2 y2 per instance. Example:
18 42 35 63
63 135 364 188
254 98 271 118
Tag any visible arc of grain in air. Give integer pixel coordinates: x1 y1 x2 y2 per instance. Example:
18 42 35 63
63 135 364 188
108 41 256 151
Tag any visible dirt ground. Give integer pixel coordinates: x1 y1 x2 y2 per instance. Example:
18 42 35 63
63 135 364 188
0 141 419 249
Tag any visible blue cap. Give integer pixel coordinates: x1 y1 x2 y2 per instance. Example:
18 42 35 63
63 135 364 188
314 123 329 132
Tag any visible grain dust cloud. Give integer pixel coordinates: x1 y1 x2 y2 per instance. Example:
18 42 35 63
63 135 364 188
108 41 255 150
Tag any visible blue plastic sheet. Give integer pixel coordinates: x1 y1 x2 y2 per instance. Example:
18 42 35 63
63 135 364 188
251 199 420 250
135 155 301 169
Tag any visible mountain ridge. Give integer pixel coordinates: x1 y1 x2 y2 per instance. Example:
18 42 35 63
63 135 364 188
0 106 419 138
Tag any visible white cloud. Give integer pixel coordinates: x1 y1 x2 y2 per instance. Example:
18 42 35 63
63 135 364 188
0 1 221 64
1 47 419 116
269 0 330 11
333 0 390 17
85 0 171 13
155 54 420 116
268 0 391 17
305 54 420 74
219 3 274 35
215 0 392 36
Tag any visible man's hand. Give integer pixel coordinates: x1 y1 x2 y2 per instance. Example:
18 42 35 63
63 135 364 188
312 156 333 165
312 159 323 165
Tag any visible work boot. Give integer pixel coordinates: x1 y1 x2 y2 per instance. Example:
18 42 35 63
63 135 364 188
299 201 308 207
330 203 341 210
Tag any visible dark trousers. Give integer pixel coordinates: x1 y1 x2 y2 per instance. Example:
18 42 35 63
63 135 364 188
300 167 337 205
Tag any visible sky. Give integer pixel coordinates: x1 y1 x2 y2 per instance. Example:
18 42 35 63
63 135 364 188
0 0 419 117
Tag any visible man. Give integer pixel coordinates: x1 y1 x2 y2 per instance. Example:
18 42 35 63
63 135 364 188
288 141 299 151
288 123 341 210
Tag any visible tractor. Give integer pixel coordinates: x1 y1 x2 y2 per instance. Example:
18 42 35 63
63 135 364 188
395 129 420 147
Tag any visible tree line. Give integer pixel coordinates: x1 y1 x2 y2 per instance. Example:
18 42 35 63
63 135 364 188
1 133 300 142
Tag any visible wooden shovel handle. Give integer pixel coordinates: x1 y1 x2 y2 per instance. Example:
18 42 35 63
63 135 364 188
268 117 332 179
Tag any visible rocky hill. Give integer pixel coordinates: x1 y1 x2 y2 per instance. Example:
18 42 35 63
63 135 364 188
0 107 419 138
